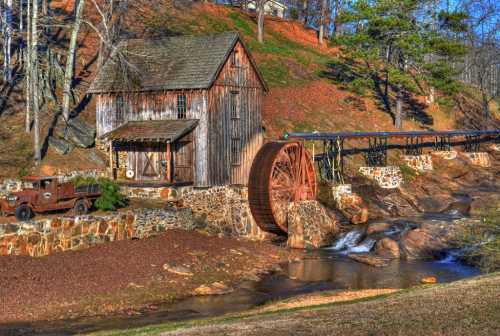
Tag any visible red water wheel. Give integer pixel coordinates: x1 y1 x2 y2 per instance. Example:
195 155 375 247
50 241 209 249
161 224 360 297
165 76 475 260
248 141 317 235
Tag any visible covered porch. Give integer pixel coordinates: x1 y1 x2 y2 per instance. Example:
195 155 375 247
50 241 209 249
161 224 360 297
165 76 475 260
104 120 198 185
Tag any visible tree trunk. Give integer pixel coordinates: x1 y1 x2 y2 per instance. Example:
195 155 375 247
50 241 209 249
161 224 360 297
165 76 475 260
62 0 85 121
257 0 264 43
31 0 41 163
19 0 23 67
481 90 490 120
318 0 327 45
25 0 31 133
395 85 403 129
3 0 12 82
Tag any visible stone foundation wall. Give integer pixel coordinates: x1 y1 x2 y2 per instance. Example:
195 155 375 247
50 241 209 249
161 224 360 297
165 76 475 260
179 186 271 241
431 150 457 160
359 166 403 189
287 200 339 249
0 208 193 257
0 170 106 197
462 152 491 167
120 185 193 201
404 154 433 172
0 184 272 257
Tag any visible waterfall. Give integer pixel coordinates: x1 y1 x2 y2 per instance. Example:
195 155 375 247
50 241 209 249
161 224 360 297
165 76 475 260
327 230 364 251
348 238 376 253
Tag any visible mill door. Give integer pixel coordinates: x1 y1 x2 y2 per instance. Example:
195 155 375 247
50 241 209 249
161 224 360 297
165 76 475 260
136 143 166 181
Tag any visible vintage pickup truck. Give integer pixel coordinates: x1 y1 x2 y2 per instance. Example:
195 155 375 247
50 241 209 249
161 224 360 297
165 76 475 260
0 176 101 221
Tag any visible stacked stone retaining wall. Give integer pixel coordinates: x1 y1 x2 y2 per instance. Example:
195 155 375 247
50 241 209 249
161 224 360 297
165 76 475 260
358 166 403 189
404 154 433 172
0 208 194 257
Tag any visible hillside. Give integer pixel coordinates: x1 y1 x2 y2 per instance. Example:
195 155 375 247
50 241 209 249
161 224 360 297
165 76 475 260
0 1 498 178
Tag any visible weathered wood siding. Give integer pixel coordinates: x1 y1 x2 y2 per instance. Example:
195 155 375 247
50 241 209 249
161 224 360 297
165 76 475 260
208 41 264 186
96 40 264 187
96 90 209 186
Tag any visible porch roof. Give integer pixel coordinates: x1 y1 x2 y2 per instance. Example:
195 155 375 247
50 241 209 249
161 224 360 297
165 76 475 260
103 119 198 142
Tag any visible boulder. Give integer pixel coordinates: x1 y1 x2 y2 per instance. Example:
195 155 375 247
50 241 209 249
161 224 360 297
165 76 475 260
400 220 459 259
287 200 339 249
374 238 400 259
421 276 438 284
162 263 193 276
63 117 96 148
366 222 392 235
337 193 369 224
48 136 74 155
380 193 419 217
348 253 389 267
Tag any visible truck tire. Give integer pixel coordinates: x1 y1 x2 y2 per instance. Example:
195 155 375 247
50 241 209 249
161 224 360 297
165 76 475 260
15 205 33 221
73 199 89 215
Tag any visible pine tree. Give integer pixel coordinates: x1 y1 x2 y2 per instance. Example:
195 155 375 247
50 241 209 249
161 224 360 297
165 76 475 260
334 0 468 129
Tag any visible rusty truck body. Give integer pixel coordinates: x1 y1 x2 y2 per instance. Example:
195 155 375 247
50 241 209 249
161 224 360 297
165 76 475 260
0 176 101 221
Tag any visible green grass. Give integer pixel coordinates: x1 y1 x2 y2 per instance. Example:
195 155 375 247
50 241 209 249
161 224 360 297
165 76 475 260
258 59 292 87
399 163 418 181
228 12 254 36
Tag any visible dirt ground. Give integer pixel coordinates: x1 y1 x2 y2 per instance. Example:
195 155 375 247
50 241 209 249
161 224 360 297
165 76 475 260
0 230 287 324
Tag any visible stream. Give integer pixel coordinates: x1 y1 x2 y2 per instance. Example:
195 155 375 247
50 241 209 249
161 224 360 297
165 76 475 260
3 216 480 336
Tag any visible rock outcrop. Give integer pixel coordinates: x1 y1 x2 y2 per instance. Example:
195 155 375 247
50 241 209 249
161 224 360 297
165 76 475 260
62 117 96 148
374 238 400 259
287 200 339 249
48 136 74 155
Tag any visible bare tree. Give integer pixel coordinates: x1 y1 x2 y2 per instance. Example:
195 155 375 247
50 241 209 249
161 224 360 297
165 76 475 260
3 0 13 82
31 0 40 163
25 0 31 133
256 0 267 43
62 0 86 121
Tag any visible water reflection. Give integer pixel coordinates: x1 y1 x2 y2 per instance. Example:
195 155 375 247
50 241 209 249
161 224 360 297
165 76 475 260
285 250 480 289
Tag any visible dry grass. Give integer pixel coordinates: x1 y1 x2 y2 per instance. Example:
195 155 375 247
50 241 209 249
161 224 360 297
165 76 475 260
240 288 399 315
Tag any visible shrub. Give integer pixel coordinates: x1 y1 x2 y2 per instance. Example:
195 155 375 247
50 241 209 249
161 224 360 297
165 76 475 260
71 177 126 211
458 209 500 273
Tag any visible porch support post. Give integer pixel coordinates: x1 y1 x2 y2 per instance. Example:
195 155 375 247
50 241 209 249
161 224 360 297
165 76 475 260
109 140 114 179
166 142 171 183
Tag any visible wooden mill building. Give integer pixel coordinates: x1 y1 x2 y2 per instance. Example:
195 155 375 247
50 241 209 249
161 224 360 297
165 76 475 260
89 32 267 187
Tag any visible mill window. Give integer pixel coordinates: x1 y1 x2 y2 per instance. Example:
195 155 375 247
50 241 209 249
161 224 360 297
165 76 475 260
231 50 239 68
230 91 241 165
177 94 187 119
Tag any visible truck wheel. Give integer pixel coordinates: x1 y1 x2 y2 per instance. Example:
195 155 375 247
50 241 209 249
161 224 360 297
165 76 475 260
15 205 33 221
73 199 89 215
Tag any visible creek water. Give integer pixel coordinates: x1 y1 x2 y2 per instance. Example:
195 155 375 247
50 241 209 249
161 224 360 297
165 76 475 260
6 241 479 336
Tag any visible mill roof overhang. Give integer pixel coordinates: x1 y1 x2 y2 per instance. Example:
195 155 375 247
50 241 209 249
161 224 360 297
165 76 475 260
101 119 199 143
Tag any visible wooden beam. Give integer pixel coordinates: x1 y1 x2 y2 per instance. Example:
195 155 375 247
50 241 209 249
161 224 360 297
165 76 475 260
166 142 172 183
109 140 114 179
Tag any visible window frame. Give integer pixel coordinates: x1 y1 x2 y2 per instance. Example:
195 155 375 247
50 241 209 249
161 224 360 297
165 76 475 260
230 91 241 166
177 94 187 119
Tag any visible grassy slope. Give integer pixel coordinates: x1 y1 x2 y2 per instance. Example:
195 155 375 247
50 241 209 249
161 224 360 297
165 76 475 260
0 2 498 179
86 273 500 336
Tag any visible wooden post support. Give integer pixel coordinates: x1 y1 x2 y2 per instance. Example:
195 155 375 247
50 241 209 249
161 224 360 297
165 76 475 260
166 142 172 182
109 140 114 179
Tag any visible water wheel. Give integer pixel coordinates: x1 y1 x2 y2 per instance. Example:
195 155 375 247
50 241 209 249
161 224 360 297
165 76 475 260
248 141 317 235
